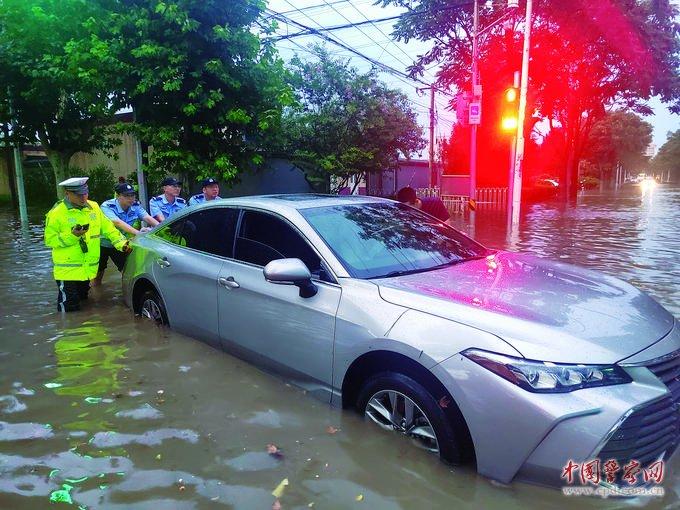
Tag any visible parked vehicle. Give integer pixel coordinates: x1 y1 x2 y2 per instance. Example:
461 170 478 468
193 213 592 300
523 174 560 200
122 194 680 488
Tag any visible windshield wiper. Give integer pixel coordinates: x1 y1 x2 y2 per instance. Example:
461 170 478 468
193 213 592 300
372 254 490 279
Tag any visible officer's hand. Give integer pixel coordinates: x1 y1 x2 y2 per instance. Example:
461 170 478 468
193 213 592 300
122 242 133 254
71 225 86 237
139 227 152 233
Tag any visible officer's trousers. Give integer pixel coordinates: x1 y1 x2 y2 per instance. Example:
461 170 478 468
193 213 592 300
56 280 90 312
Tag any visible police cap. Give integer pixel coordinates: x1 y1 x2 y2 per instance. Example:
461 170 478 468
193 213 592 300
115 183 136 195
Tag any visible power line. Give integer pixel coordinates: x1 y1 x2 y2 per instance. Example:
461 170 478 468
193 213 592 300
265 7 455 97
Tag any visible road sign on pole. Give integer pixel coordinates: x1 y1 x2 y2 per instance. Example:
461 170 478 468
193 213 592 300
469 102 481 125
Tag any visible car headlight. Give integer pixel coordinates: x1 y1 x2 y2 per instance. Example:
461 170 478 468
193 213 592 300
462 349 632 393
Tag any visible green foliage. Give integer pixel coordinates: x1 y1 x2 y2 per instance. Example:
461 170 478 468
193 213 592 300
80 164 117 203
583 111 653 175
23 162 116 205
274 45 425 192
381 0 680 194
651 129 680 181
0 0 123 197
81 0 293 187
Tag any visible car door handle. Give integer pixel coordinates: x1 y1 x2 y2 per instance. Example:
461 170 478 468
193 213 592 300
156 257 171 268
218 276 240 289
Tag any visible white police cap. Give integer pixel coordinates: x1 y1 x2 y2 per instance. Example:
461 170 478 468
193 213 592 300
58 177 89 194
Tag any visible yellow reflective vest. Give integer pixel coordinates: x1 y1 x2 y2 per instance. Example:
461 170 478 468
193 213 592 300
44 199 128 281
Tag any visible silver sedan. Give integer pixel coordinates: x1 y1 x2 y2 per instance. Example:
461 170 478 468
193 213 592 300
122 194 680 488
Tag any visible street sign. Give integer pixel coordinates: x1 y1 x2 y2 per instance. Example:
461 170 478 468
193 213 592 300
469 102 481 125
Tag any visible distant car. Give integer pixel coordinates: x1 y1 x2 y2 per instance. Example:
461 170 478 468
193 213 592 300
122 194 679 488
523 175 560 200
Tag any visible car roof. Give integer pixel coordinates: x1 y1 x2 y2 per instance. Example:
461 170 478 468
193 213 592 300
213 193 393 211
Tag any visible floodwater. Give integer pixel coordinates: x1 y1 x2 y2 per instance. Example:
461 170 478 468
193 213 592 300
1 183 679 509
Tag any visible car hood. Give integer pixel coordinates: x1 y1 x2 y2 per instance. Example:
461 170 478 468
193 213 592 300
375 251 675 364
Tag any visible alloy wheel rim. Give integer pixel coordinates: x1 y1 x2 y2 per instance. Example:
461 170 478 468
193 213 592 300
365 390 439 455
141 299 163 323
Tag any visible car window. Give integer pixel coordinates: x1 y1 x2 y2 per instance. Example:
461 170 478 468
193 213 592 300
301 202 489 279
235 210 322 276
154 208 239 257
154 218 187 247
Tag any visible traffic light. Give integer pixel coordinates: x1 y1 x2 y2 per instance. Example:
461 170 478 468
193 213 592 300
501 86 519 132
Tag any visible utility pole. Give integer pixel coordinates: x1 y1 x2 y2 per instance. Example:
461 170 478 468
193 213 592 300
132 108 149 210
8 95 28 224
469 0 479 202
510 0 533 226
429 84 436 188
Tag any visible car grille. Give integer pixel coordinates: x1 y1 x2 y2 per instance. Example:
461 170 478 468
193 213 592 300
597 350 680 468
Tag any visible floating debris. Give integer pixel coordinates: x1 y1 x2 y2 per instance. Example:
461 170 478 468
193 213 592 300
271 478 289 498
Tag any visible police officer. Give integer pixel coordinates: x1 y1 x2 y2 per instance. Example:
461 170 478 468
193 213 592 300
149 177 187 222
94 182 160 286
188 177 221 206
44 177 131 312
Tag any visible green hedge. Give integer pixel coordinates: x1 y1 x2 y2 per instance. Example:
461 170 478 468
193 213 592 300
23 163 117 206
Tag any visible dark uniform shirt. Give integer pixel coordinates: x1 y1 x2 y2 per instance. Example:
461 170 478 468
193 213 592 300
420 197 450 222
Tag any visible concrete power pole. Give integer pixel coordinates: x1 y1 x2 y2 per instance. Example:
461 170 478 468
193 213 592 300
429 84 437 188
469 0 479 202
510 0 533 226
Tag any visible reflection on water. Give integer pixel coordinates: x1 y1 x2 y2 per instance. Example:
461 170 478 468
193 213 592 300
0 186 679 509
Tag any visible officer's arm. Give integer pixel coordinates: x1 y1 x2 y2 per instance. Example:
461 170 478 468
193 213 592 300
143 214 160 227
149 200 165 222
44 210 79 249
113 218 140 236
99 211 128 251
102 207 140 236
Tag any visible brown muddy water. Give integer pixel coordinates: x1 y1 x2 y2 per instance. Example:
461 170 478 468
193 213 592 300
1 184 679 509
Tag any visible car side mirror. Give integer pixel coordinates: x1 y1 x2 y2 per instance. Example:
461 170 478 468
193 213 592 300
263 258 318 298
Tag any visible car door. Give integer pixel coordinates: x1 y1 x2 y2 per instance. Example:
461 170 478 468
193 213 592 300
217 209 341 395
151 207 239 349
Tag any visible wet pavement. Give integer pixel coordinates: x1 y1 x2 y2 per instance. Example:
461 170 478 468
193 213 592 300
1 183 679 509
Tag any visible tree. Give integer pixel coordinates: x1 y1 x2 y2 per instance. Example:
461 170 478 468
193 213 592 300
651 129 680 182
582 111 652 182
0 0 123 197
275 45 425 193
79 0 294 189
380 0 680 198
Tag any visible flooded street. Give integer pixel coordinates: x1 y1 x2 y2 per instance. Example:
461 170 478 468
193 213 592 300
1 184 679 509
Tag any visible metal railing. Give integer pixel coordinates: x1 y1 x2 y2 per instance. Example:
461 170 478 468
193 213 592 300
475 187 508 206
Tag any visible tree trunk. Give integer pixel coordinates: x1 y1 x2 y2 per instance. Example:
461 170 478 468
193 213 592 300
45 149 72 199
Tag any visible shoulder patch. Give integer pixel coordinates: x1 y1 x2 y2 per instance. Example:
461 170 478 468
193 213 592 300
177 197 186 203
151 195 162 201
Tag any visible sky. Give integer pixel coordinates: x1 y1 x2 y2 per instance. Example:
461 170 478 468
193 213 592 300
267 0 679 155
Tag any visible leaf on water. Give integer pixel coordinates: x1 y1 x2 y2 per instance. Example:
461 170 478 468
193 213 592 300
271 478 289 498
326 426 339 434
355 494 364 502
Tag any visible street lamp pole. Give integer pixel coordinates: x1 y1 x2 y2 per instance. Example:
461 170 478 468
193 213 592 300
469 0 479 203
509 0 533 225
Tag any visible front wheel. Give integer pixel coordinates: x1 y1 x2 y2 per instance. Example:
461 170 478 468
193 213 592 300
356 372 467 464
139 289 168 325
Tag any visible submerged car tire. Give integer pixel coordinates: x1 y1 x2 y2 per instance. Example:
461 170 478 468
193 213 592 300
356 372 466 464
139 289 168 325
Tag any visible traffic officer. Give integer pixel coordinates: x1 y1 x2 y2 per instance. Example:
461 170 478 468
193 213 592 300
149 177 187 222
44 177 131 312
188 177 221 206
93 182 160 286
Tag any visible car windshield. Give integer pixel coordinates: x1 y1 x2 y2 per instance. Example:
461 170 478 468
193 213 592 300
301 202 490 279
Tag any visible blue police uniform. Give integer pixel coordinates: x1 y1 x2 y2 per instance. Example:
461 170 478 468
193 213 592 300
149 195 187 220
100 198 151 248
188 193 222 206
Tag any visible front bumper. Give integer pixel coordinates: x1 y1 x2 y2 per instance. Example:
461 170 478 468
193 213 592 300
432 351 680 487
